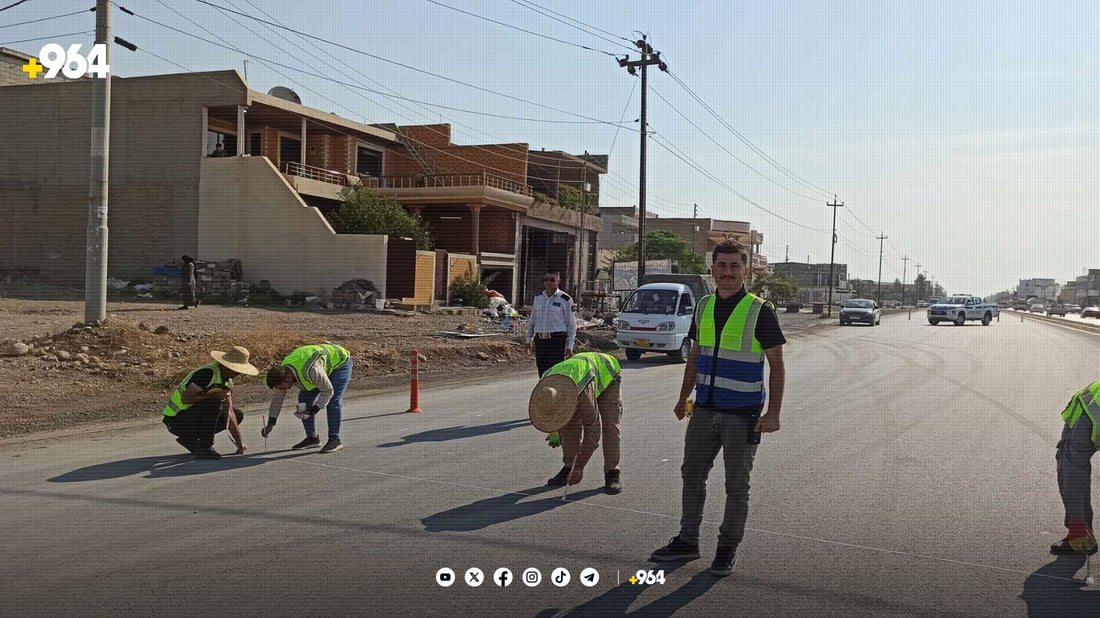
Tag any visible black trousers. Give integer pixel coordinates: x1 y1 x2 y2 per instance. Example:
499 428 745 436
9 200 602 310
534 331 568 377
164 400 242 449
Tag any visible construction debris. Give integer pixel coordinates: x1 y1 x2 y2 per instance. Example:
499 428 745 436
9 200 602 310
332 279 379 310
151 257 247 300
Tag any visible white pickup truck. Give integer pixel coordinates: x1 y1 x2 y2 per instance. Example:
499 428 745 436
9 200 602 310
927 295 999 326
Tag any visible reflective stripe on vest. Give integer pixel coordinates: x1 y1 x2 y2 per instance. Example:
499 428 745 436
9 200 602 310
542 352 620 398
1062 381 1100 447
281 344 350 391
694 293 766 408
163 362 226 417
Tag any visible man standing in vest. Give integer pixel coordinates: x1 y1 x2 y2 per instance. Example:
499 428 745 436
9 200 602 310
1051 380 1100 555
263 344 353 454
528 351 624 494
163 346 258 459
525 269 578 377
651 241 786 577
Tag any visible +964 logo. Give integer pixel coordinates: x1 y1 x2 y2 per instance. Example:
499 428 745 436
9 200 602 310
23 44 110 80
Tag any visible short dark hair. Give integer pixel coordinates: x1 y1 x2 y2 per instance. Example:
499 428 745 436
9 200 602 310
712 240 749 265
544 269 561 277
266 366 290 389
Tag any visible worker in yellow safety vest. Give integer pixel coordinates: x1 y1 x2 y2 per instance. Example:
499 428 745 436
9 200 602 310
264 344 353 454
163 346 258 459
1051 380 1100 555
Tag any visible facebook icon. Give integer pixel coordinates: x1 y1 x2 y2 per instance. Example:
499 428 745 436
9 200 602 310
493 567 513 587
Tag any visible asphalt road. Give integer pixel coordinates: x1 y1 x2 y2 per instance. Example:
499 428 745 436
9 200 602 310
3 312 1100 617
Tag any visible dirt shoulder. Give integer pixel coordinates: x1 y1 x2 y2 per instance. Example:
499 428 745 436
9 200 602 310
0 285 833 439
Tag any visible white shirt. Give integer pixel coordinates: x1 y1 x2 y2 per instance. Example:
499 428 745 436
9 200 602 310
527 289 578 349
268 357 334 420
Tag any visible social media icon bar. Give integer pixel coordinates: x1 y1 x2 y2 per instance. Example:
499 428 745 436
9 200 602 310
551 567 571 587
465 568 484 587
579 567 599 587
436 567 456 587
522 567 542 587
494 567 513 587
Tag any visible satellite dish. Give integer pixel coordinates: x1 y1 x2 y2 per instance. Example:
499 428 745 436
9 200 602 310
268 86 301 105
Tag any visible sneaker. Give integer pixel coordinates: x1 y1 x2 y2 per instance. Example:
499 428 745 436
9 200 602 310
192 446 222 460
175 436 197 454
650 536 700 562
709 545 737 577
605 470 623 495
1051 536 1099 555
319 438 343 454
292 435 321 450
547 466 571 486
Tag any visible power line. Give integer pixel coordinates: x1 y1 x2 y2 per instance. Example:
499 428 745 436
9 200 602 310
0 8 89 29
508 0 635 51
189 0 627 127
0 30 93 46
423 0 619 56
0 0 33 13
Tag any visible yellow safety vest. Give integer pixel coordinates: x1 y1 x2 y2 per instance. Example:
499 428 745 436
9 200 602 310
542 352 621 398
1062 380 1100 448
281 344 350 391
163 363 229 417
694 293 767 409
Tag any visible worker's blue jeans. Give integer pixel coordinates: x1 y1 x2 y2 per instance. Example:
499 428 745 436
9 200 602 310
299 358 353 440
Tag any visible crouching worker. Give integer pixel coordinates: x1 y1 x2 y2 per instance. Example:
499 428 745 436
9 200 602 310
163 346 258 459
262 343 353 454
528 351 623 494
1052 379 1100 556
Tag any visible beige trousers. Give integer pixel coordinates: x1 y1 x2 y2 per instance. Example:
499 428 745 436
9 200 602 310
560 378 622 473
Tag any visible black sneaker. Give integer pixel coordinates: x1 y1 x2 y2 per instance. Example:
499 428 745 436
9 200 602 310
176 436 198 454
319 438 343 454
547 466 571 486
192 446 222 460
292 435 321 450
650 536 700 562
709 545 736 577
1051 536 1099 555
605 470 622 495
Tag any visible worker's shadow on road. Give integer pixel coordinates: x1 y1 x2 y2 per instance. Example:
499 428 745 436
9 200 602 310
619 357 687 371
377 418 531 447
1020 555 1100 617
422 484 604 532
47 450 313 482
547 563 718 616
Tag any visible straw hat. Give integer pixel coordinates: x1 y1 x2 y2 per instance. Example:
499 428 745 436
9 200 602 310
528 374 580 432
210 346 260 376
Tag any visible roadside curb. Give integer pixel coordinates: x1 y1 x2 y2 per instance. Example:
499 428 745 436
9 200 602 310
1006 309 1100 335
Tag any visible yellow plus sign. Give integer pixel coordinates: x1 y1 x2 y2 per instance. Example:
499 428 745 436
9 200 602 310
629 575 638 585
22 58 44 79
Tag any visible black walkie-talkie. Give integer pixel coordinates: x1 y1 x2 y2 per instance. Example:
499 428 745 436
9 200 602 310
747 414 761 445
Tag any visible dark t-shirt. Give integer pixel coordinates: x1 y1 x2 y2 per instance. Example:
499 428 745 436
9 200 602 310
187 368 215 389
687 289 786 411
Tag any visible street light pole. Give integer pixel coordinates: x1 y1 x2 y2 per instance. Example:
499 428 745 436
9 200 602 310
825 197 844 317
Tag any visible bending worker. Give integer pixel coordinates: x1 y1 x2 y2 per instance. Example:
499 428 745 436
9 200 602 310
263 343 353 454
163 346 258 459
1051 379 1100 555
528 351 623 494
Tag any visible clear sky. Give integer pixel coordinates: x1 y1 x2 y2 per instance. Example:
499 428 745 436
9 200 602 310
4 0 1097 296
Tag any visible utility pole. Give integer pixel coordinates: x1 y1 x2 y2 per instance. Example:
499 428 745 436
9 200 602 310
825 197 844 317
875 233 888 305
901 255 909 306
86 0 112 324
618 36 667 286
692 202 698 257
915 262 922 300
785 244 789 263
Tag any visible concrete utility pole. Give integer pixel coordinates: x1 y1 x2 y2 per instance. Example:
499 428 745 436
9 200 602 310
875 233 888 305
691 202 698 257
826 197 844 317
85 0 112 324
618 35 667 285
915 262 922 300
901 255 909 306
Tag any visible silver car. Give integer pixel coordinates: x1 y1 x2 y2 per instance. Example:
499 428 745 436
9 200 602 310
840 299 881 326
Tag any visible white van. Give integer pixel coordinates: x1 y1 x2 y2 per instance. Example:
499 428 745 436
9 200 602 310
616 283 698 362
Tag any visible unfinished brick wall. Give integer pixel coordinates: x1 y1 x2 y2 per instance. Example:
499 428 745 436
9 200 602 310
385 124 530 185
478 209 516 254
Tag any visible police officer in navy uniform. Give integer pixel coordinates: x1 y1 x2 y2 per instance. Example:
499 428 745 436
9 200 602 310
525 269 578 377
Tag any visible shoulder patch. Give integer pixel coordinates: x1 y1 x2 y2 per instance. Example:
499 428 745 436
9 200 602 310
560 293 572 302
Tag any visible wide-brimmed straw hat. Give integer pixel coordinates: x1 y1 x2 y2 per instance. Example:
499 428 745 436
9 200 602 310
210 346 260 376
528 374 580 432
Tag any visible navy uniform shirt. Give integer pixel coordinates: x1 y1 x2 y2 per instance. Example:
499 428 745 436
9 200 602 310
527 289 578 349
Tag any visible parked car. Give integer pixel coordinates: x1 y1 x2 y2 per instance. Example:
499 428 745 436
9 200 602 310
1083 306 1100 319
1029 303 1045 313
839 299 881 326
1046 305 1068 317
616 283 697 362
916 300 928 308
1065 304 1082 313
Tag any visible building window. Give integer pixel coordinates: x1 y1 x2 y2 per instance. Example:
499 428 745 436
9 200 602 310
356 146 383 178
206 130 236 156
250 133 262 157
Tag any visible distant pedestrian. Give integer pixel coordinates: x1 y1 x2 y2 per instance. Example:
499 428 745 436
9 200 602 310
163 346 258 459
1050 379 1100 556
529 351 623 494
263 344 353 454
650 241 787 577
210 142 229 157
179 255 198 310
525 269 577 377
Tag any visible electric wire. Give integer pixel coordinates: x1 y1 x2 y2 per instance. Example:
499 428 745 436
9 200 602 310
423 0 619 56
0 8 88 29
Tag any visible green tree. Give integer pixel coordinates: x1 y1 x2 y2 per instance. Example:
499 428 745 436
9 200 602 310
749 275 800 302
557 185 585 212
328 185 433 250
606 230 707 274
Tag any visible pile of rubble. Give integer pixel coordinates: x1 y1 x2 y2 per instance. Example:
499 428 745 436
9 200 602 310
331 279 380 311
151 257 247 301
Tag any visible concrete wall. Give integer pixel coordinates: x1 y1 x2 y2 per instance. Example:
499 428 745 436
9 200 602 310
198 157 388 299
402 251 436 306
447 254 478 295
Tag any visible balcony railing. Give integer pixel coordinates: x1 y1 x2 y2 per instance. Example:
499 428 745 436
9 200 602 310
283 161 379 188
379 172 533 197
